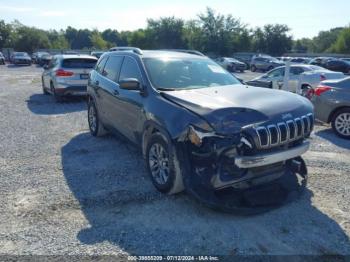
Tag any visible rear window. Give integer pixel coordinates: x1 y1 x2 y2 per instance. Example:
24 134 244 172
62 58 97 69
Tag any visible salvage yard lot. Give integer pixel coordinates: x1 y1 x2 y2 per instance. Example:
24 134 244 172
0 65 349 257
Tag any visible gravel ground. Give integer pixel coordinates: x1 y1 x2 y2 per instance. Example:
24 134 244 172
0 65 349 258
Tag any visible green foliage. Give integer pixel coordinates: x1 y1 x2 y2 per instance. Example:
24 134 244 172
90 30 108 50
330 27 350 54
0 20 11 49
252 24 292 56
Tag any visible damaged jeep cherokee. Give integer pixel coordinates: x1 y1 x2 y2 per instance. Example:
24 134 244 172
87 48 314 213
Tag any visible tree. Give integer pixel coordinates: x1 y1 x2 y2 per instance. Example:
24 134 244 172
330 27 350 54
252 24 292 56
311 27 344 52
90 30 108 49
146 17 186 49
0 20 11 49
197 7 245 55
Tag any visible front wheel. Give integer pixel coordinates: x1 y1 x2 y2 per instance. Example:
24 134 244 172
146 133 184 194
331 108 350 139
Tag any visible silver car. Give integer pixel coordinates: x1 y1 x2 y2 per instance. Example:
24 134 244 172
42 55 97 102
311 77 350 139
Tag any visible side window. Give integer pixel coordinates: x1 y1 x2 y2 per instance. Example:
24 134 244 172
267 68 285 78
119 57 142 83
103 56 124 82
48 58 56 69
290 67 304 75
95 57 108 74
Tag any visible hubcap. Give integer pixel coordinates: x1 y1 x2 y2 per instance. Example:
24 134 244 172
335 113 350 136
88 105 97 133
148 143 170 185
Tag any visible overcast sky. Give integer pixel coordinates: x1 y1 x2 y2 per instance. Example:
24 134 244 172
0 0 349 39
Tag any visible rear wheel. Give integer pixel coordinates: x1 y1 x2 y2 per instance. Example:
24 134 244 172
251 65 256 72
331 108 350 139
42 78 49 95
88 100 107 137
51 82 63 102
146 133 184 194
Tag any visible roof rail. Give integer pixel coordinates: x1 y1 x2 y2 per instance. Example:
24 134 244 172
109 47 143 55
161 49 206 57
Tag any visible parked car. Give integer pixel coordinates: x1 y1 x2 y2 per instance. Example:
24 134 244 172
0 52 5 65
36 52 51 65
250 56 284 72
246 65 345 94
311 77 350 139
87 48 314 212
91 51 105 59
341 58 350 63
308 57 330 67
289 57 310 64
41 54 97 102
323 59 350 74
215 57 246 72
11 52 32 65
232 52 256 67
38 54 52 67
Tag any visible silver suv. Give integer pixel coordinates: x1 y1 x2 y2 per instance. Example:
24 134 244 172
41 55 97 102
250 56 284 72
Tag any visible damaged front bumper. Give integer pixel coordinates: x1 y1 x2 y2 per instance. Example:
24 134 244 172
178 128 310 214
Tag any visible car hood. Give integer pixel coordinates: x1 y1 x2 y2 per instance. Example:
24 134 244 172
161 84 313 135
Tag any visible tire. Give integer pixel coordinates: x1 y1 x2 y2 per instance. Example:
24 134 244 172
51 82 63 102
251 65 256 72
42 78 49 95
331 108 350 139
145 132 184 195
88 100 107 137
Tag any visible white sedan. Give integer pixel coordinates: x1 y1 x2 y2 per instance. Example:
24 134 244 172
246 64 345 94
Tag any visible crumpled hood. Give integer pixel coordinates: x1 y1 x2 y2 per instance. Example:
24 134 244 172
162 84 313 134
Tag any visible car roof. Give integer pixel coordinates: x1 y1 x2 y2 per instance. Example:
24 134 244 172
108 50 207 59
54 54 97 60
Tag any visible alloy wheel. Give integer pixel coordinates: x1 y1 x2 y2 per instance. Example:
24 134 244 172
148 143 170 185
335 113 350 136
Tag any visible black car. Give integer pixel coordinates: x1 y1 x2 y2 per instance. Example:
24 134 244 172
87 48 314 212
323 59 350 74
215 57 246 72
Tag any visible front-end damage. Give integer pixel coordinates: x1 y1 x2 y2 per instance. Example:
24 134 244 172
176 124 309 214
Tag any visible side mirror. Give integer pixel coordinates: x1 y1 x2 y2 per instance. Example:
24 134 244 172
119 78 141 90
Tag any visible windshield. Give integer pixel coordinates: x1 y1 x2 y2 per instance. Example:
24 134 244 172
143 57 240 90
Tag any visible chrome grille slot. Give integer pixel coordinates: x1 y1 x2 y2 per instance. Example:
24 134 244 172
254 113 314 149
277 122 288 143
256 127 269 148
295 118 303 137
287 120 296 140
302 116 309 133
268 125 279 146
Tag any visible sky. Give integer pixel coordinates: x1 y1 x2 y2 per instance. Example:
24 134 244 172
0 0 349 39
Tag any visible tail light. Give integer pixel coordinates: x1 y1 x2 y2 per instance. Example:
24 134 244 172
56 69 74 77
320 74 326 81
314 85 332 96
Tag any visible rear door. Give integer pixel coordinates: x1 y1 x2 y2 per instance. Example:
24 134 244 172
96 55 124 128
61 58 97 87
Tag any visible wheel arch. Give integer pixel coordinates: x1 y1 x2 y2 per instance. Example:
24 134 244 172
328 106 350 123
